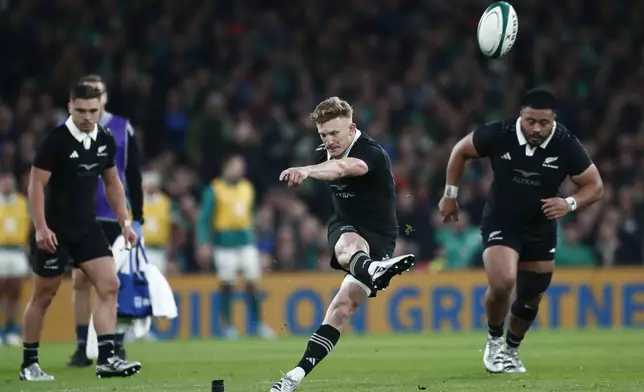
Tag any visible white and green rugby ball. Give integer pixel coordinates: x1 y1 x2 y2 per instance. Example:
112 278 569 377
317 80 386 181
477 1 519 58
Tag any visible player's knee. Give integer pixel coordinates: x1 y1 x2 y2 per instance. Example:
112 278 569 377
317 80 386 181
516 270 552 303
95 275 120 301
484 251 517 297
488 274 515 298
334 233 369 267
72 270 91 292
32 285 59 309
510 297 539 322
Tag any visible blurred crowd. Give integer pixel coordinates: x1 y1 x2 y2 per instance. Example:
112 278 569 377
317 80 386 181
1 0 643 273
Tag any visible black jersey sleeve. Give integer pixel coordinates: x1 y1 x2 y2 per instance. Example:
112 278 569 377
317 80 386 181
105 132 117 169
32 130 59 172
566 135 592 176
471 123 498 158
350 141 383 172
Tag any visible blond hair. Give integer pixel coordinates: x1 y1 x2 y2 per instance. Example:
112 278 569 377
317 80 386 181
310 96 353 125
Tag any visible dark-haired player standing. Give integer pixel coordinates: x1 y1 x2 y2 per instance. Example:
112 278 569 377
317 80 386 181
439 89 603 373
22 84 142 381
67 74 144 367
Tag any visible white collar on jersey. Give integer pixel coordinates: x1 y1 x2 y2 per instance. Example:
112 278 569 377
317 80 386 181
327 129 362 160
515 117 557 156
66 116 98 149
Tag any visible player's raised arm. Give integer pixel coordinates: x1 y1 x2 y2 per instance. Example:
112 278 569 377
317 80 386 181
285 157 368 184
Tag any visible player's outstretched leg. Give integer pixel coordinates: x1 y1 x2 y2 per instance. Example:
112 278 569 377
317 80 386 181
68 269 94 367
79 257 142 378
482 246 518 373
371 253 416 290
270 232 414 392
504 264 553 373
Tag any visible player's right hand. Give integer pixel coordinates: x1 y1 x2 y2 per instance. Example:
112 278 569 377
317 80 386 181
279 167 310 188
35 226 58 253
438 196 459 223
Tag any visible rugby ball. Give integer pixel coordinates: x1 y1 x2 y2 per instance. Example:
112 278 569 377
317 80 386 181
477 2 519 58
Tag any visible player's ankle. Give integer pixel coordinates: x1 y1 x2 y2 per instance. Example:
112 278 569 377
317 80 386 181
506 331 523 348
97 334 116 363
22 342 39 367
347 251 374 284
287 367 306 382
488 322 504 338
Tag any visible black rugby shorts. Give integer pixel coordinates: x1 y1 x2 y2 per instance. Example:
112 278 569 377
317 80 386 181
99 221 123 246
32 221 113 277
68 220 121 269
327 219 397 297
481 222 556 262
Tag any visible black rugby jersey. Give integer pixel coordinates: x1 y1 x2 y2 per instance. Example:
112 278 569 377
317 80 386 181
472 118 592 228
317 132 398 235
33 118 117 238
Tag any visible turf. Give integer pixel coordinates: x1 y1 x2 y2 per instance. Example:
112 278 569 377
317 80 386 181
1 330 643 392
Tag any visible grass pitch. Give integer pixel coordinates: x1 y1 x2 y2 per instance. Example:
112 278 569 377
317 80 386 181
1 329 642 392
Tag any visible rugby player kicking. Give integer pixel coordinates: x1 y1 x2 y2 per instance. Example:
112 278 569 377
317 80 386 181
270 97 416 391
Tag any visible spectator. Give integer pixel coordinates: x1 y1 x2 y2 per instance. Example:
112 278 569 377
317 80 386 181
557 221 597 267
433 211 481 270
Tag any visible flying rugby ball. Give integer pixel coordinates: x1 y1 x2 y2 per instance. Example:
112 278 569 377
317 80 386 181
477 2 519 58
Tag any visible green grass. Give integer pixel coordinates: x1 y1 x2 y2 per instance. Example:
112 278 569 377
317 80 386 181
1 330 643 391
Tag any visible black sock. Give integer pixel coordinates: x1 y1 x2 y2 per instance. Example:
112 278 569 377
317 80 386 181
488 322 504 338
97 334 115 363
22 342 39 368
506 330 523 348
76 324 89 351
348 251 373 286
114 333 125 348
296 324 341 376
